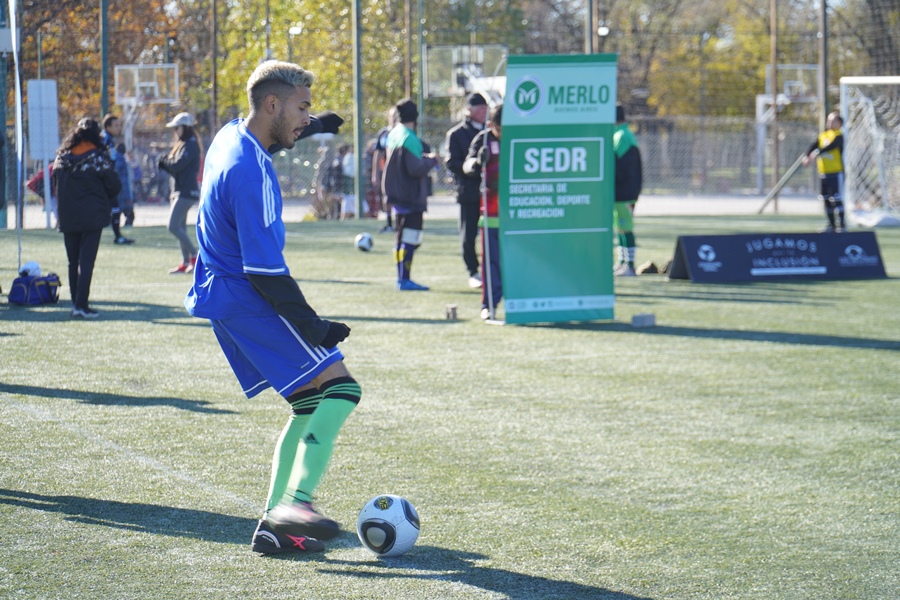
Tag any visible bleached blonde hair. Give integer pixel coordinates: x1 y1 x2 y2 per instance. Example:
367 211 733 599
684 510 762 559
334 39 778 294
246 61 315 111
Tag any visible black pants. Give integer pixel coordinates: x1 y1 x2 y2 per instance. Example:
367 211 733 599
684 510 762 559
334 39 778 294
63 229 103 310
459 201 481 276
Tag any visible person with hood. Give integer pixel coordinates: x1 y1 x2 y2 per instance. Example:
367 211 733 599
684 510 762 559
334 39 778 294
159 112 203 273
381 98 440 291
52 117 121 318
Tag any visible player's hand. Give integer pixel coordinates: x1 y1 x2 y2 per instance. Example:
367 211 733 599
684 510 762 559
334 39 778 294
315 111 344 134
320 321 351 348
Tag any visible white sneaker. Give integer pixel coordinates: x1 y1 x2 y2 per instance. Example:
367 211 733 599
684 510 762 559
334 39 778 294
614 264 636 277
468 274 482 288
480 308 491 320
71 307 100 319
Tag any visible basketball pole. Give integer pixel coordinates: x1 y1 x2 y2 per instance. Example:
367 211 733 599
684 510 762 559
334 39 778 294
757 153 806 214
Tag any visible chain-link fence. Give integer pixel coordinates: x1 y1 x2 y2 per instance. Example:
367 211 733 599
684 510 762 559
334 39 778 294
6 113 822 230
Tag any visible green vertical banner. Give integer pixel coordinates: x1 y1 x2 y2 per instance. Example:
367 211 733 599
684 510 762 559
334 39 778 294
500 54 617 324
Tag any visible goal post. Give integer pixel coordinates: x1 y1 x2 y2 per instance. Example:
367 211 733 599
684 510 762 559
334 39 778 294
840 76 900 227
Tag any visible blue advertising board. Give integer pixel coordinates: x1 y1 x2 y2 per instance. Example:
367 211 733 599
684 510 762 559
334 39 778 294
668 231 887 283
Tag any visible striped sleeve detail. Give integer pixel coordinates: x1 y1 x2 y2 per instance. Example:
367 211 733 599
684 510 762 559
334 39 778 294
254 145 277 227
244 265 287 275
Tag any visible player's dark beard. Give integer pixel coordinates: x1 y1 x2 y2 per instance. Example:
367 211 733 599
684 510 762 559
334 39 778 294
270 109 296 150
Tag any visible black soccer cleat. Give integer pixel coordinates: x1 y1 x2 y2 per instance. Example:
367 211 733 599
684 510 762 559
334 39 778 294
251 519 325 554
266 501 342 541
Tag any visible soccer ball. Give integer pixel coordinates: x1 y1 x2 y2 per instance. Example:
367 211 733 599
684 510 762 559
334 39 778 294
354 232 374 252
356 494 420 557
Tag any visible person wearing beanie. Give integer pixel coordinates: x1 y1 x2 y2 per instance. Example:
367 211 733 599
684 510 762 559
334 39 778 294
612 104 643 276
444 92 489 289
381 98 441 291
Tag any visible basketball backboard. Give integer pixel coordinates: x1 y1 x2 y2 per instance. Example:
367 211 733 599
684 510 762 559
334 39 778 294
115 64 179 106
424 44 507 99
765 64 818 102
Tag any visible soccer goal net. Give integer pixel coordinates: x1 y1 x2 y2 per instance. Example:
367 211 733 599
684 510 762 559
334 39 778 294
840 76 900 227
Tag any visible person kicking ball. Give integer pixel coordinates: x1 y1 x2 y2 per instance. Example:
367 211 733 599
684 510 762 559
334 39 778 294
184 60 357 554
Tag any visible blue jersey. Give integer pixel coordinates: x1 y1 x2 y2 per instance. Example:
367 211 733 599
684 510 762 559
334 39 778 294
185 119 288 320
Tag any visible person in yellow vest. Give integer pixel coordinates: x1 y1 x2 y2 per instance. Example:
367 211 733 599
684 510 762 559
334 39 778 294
802 112 845 232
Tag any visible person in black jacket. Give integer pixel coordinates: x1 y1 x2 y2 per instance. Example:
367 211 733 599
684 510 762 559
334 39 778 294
612 105 643 276
159 112 203 273
52 117 122 318
444 93 488 288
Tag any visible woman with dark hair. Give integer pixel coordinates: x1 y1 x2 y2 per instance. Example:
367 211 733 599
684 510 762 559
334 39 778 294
159 112 202 274
52 117 121 318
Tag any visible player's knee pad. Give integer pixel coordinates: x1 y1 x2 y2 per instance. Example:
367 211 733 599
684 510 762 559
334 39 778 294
401 228 424 246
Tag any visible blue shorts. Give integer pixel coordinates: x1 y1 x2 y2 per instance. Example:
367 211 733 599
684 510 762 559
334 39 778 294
211 315 344 398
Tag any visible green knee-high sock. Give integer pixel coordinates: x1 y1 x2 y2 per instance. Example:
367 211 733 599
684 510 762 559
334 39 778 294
282 377 362 505
265 388 322 512
623 232 636 267
616 233 627 264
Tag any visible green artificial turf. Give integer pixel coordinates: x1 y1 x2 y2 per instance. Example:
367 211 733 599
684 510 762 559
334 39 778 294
1 214 897 599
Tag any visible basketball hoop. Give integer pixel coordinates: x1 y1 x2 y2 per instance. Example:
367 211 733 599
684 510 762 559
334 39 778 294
114 64 179 152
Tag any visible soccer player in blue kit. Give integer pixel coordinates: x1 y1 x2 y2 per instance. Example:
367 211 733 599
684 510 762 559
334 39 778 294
184 60 359 554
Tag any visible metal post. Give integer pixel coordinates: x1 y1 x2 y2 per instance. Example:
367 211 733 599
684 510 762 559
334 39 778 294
769 0 779 213
404 0 411 98
584 0 593 54
0 1 7 228
265 0 271 60
210 0 218 134
352 0 364 219
100 0 108 117
817 0 828 130
416 0 424 120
